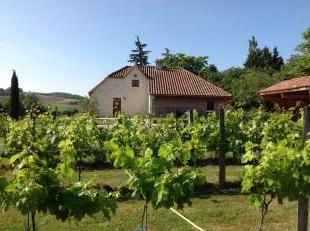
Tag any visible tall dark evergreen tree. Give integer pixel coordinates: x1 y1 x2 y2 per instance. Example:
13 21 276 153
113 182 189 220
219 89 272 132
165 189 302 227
9 70 20 120
244 36 283 72
244 36 261 69
128 36 150 66
271 47 284 71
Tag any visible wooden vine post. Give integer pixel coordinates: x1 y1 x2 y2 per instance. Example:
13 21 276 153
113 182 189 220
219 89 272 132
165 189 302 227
188 108 193 125
297 105 309 231
218 108 225 188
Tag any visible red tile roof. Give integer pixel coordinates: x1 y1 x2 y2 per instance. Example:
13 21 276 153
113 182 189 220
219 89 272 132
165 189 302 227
259 76 310 95
104 66 231 97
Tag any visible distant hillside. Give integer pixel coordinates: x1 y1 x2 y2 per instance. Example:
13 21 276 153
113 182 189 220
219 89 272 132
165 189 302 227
38 92 85 100
0 88 84 100
0 90 84 111
29 93 81 111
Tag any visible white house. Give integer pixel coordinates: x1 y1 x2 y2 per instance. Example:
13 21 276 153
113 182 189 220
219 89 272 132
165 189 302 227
89 63 231 117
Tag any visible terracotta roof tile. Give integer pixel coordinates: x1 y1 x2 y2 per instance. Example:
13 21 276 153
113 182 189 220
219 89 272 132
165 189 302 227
259 75 310 95
107 66 231 97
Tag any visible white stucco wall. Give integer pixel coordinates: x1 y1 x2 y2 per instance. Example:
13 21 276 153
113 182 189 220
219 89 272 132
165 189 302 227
90 67 149 117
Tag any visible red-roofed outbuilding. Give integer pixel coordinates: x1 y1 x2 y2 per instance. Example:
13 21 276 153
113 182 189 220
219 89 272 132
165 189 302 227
259 75 310 109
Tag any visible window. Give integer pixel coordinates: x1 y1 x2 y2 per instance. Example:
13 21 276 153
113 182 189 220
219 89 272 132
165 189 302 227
132 80 139 87
207 101 214 111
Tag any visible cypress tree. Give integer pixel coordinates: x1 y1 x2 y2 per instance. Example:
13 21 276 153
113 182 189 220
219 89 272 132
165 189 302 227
128 36 150 66
9 70 20 120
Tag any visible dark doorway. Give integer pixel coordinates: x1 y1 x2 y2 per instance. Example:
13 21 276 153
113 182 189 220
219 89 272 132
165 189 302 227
113 98 121 116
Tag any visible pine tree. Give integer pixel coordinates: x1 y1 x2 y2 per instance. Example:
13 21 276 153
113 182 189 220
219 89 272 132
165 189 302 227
244 36 262 69
128 36 150 66
271 47 284 71
9 70 20 120
161 48 171 57
244 36 283 71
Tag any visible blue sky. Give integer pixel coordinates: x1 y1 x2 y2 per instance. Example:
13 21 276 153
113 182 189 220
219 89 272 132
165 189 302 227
0 0 309 95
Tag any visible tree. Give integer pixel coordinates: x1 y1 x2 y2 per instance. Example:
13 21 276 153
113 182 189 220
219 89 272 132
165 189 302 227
161 52 209 75
276 28 310 79
244 36 283 72
23 93 38 108
79 98 98 115
224 69 275 109
128 36 150 66
244 36 261 69
9 70 20 120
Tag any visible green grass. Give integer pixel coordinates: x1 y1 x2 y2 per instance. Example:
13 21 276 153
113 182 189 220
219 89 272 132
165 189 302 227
0 165 304 230
200 165 241 183
0 195 301 231
69 169 128 187
66 165 241 188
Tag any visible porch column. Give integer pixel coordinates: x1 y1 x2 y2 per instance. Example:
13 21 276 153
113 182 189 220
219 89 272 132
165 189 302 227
148 95 154 114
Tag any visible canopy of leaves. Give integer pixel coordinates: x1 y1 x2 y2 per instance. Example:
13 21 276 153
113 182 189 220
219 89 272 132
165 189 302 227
242 111 306 207
275 27 310 79
128 36 150 66
2 111 116 226
231 69 276 109
244 36 284 72
161 52 209 75
106 114 205 209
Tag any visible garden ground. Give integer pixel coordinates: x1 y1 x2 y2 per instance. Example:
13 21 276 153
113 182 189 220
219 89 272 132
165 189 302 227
0 165 305 231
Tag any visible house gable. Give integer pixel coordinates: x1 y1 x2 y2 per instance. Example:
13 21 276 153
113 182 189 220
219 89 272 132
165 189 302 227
90 66 150 117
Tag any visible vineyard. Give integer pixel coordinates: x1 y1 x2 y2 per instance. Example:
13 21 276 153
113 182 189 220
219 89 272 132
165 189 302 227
0 108 309 230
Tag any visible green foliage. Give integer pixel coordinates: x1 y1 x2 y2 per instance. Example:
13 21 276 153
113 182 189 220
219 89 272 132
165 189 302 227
244 36 284 72
242 111 306 229
5 111 62 167
201 109 247 160
22 93 38 108
244 108 270 146
162 52 209 76
0 114 8 138
59 113 110 179
107 114 204 209
9 70 20 120
128 36 150 66
231 69 276 108
2 111 117 229
79 98 98 115
276 27 310 79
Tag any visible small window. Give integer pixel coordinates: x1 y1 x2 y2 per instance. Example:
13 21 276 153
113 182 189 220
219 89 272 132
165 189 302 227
132 80 139 87
207 101 214 111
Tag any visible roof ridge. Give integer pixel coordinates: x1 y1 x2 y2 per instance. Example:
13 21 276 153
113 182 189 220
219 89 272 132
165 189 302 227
107 65 131 77
259 75 310 95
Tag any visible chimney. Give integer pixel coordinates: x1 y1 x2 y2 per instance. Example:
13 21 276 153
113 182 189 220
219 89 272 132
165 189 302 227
155 59 163 70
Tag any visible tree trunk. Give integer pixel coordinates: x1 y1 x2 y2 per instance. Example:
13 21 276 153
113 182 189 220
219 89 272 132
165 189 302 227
25 213 30 231
218 108 225 188
297 196 309 231
77 158 83 182
31 211 36 231
297 105 310 231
